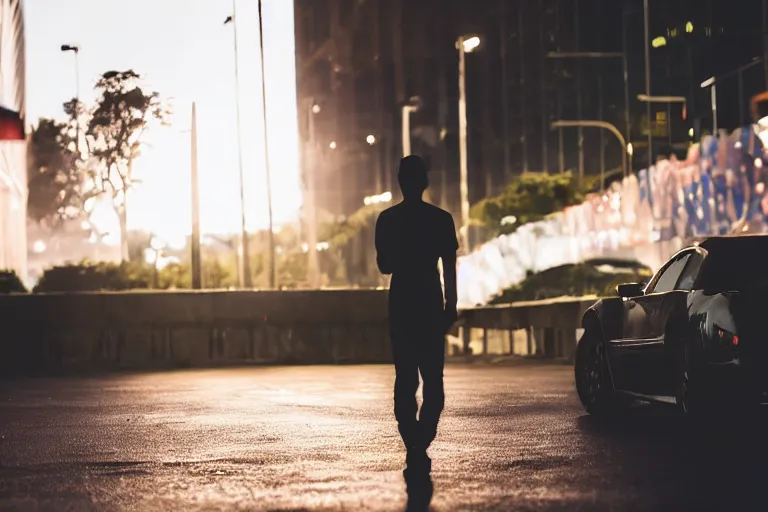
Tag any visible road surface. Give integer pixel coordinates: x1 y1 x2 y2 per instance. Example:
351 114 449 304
1 363 767 511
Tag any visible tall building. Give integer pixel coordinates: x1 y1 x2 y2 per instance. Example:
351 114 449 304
0 0 27 280
293 0 768 220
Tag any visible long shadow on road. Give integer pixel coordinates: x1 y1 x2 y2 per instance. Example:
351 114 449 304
578 404 768 511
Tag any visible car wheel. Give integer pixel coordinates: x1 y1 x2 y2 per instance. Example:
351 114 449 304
676 345 760 418
575 324 625 415
675 344 698 416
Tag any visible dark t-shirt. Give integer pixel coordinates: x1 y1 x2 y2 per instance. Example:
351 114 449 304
375 200 458 323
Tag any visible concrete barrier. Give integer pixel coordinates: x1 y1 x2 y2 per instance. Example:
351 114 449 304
0 290 600 375
0 290 391 375
453 296 598 361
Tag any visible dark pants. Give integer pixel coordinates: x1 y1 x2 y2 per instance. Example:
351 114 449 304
390 309 446 451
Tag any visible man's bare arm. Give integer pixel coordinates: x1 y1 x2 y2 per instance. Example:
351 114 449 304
442 251 457 309
375 215 393 275
441 213 459 317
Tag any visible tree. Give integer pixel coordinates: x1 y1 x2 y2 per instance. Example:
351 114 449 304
26 118 82 228
86 70 168 260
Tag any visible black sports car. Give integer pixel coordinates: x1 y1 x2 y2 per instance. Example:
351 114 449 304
575 235 768 416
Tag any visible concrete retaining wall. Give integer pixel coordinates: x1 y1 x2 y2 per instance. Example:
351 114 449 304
455 296 597 361
0 290 391 375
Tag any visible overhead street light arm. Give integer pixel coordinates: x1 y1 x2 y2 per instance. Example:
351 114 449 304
701 57 762 88
637 94 687 103
551 120 627 179
546 51 624 59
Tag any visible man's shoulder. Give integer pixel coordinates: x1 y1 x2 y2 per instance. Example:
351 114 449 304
425 203 454 223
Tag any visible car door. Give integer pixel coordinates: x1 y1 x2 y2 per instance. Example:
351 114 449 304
608 250 694 395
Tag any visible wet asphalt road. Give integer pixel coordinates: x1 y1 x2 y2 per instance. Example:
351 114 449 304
1 363 768 511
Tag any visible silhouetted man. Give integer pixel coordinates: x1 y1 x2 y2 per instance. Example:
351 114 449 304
375 155 459 476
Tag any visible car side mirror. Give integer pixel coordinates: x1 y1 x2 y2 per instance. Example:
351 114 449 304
617 282 644 298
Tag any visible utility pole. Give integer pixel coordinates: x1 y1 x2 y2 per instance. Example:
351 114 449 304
257 0 276 289
622 5 631 169
500 0 511 181
598 77 605 183
575 0 584 185
225 3 251 288
539 0 549 173
644 0 653 169
764 0 768 87
303 99 320 289
518 0 528 173
190 102 202 289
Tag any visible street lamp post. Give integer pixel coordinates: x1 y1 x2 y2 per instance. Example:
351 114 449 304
60 44 80 155
457 35 480 254
224 3 252 288
257 0 277 289
302 98 320 289
190 103 202 289
643 0 653 170
401 102 419 157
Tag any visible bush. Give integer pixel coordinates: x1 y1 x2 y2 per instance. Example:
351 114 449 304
33 261 153 292
490 259 653 304
32 258 240 293
471 171 596 235
0 270 28 294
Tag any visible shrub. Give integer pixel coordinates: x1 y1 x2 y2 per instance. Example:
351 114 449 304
33 261 153 292
0 270 28 294
490 259 653 304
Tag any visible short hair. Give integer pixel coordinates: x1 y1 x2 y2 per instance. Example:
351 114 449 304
398 155 428 198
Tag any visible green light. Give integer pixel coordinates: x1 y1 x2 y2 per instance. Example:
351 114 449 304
686 22 693 33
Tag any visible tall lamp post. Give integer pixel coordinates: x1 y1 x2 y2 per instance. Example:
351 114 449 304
60 44 81 155
224 4 252 288
257 0 277 289
643 0 653 170
457 35 480 254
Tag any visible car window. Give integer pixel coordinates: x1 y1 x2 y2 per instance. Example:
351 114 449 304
678 252 704 291
649 254 691 294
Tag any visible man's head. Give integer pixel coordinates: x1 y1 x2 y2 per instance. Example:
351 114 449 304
398 155 428 200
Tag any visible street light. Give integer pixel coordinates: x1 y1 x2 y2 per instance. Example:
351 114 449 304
60 44 81 155
363 191 392 206
457 34 480 253
627 142 634 173
224 4 251 288
401 96 421 157
329 141 337 150
366 134 376 145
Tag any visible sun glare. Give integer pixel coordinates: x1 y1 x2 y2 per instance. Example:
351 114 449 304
102 0 302 244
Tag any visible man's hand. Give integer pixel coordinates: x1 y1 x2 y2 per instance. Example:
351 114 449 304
443 303 458 333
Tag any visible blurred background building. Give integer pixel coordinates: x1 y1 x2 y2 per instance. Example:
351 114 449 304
294 0 768 218
0 0 27 280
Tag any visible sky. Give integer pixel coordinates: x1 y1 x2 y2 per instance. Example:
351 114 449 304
25 0 302 245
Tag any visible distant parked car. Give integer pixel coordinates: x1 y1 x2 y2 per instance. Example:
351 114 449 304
575 235 768 417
